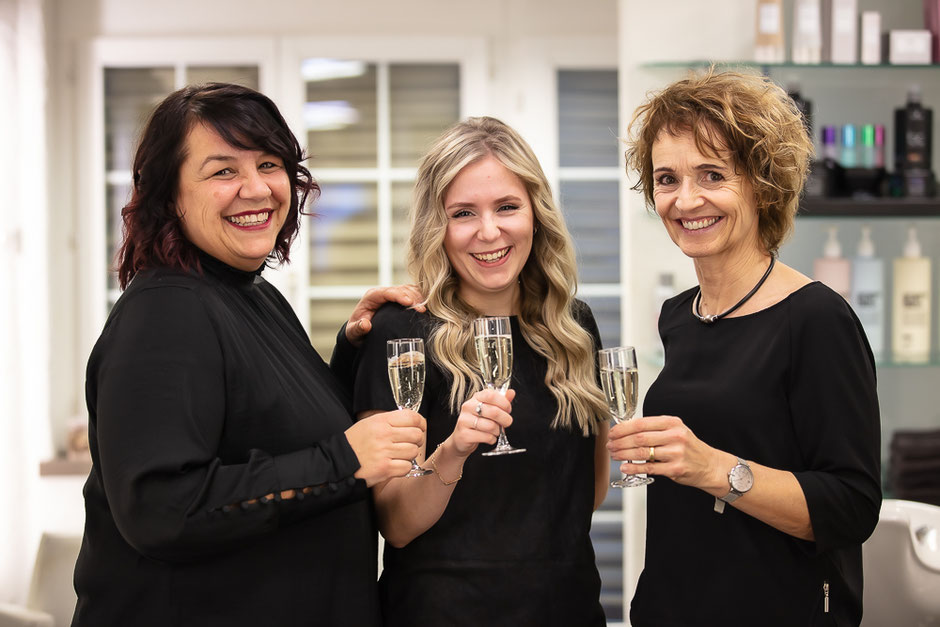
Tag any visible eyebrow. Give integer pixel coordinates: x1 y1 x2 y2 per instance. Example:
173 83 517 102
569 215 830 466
653 162 727 174
445 194 524 211
199 155 236 170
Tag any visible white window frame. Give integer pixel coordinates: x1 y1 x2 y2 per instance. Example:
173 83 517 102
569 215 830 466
276 36 488 333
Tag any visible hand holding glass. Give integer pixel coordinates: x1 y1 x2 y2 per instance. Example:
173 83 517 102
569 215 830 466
473 316 525 456
387 338 431 477
599 346 652 488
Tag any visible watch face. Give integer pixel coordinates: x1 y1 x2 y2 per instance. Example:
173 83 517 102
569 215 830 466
730 464 754 492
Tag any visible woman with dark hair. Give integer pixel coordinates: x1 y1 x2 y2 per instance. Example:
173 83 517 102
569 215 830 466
72 83 425 626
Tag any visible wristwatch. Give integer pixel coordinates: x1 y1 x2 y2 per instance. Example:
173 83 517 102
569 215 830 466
713 457 753 514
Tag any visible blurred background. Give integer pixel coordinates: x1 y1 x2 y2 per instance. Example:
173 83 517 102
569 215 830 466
1 1 938 624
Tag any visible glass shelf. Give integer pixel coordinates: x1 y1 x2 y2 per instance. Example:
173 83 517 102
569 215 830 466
800 197 940 217
641 60 940 71
876 354 940 369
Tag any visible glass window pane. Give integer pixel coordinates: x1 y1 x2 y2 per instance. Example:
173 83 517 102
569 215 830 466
389 64 460 167
560 181 620 283
106 182 132 293
579 295 621 351
308 298 359 361
186 65 259 89
391 181 414 284
303 60 377 167
104 68 175 171
308 182 378 285
558 69 618 167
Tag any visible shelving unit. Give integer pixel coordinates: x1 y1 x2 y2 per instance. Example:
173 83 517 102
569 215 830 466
800 197 940 217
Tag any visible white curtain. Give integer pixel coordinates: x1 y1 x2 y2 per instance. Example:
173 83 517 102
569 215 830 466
0 0 50 603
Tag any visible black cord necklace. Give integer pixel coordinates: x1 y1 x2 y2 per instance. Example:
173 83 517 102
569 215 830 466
691 255 776 324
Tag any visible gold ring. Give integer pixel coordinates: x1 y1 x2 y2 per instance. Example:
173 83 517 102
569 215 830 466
648 446 656 463
475 402 483 416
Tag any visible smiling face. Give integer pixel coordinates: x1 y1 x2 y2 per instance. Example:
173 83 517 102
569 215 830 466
651 129 762 266
442 155 535 314
176 122 291 271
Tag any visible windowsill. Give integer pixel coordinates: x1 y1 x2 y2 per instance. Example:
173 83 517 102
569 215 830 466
40 458 92 477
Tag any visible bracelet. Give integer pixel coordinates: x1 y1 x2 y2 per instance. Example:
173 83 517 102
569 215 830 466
427 443 463 486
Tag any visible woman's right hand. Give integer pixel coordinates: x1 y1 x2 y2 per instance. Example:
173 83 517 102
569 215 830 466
345 410 427 487
445 388 515 457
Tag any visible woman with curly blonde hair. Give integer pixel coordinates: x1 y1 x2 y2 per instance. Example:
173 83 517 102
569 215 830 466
611 69 881 625
349 116 609 626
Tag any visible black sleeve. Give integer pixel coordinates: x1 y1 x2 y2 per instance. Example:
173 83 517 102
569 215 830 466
788 290 882 552
91 285 366 563
330 322 357 395
573 299 603 353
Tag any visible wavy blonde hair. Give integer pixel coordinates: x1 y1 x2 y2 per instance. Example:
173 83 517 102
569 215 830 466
408 116 607 435
625 67 814 253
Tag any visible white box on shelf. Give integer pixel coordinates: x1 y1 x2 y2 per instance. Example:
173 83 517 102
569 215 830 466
888 30 933 65
860 11 881 65
828 0 858 64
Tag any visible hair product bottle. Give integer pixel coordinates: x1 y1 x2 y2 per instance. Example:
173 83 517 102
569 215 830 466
814 226 851 301
851 226 885 360
894 85 935 197
793 0 823 63
755 0 786 63
892 226 932 363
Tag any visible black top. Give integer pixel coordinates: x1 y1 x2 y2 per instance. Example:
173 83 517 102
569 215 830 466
632 282 881 627
73 253 380 627
350 303 606 627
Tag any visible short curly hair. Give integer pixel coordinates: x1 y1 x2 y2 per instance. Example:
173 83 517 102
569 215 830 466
625 67 814 253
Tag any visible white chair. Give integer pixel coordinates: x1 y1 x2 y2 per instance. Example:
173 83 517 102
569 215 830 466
861 499 940 626
0 533 82 627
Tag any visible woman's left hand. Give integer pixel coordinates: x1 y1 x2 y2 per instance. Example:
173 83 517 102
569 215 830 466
345 285 426 345
607 415 724 489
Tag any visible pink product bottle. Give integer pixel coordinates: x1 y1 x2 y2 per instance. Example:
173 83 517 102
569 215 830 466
813 226 851 301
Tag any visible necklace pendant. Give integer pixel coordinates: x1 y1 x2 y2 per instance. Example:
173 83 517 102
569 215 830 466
702 314 718 324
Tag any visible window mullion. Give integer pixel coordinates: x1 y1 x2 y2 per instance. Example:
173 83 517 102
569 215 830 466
376 62 393 286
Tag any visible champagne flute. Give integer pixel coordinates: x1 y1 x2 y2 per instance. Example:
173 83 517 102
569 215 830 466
473 316 526 456
387 338 432 478
598 346 652 488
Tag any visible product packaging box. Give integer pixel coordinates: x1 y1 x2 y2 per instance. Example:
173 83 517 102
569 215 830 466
889 30 933 64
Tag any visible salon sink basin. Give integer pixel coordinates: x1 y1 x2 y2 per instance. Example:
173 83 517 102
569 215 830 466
862 499 940 626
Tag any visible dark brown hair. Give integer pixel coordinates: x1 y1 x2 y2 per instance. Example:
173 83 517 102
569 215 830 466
625 68 813 253
116 82 318 288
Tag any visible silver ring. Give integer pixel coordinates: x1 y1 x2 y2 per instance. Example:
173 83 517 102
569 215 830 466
473 416 480 430
475 402 483 416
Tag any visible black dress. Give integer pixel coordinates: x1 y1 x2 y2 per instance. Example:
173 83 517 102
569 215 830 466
632 282 881 627
351 303 606 627
73 253 380 627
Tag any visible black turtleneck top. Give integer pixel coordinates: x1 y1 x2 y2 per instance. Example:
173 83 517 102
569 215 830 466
73 254 380 627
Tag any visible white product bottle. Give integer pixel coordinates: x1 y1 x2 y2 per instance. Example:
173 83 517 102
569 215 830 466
793 0 823 64
892 227 932 363
652 273 676 364
755 0 786 63
814 226 851 301
851 226 885 361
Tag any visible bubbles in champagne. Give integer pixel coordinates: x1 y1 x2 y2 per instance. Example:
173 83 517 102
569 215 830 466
388 351 425 411
599 367 638 423
475 335 513 392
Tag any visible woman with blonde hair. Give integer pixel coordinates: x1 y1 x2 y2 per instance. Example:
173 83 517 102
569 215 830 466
348 116 610 625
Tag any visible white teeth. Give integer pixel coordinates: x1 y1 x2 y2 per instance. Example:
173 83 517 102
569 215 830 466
682 217 719 231
471 248 509 262
226 212 270 226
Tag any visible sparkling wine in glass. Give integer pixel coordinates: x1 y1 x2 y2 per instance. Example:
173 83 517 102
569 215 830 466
599 346 652 488
388 338 432 477
473 316 525 456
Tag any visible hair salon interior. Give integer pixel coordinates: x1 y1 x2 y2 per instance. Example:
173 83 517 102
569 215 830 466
2 0 939 624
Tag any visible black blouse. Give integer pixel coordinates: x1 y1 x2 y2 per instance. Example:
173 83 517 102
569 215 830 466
633 281 881 627
73 254 380 627
351 303 606 627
